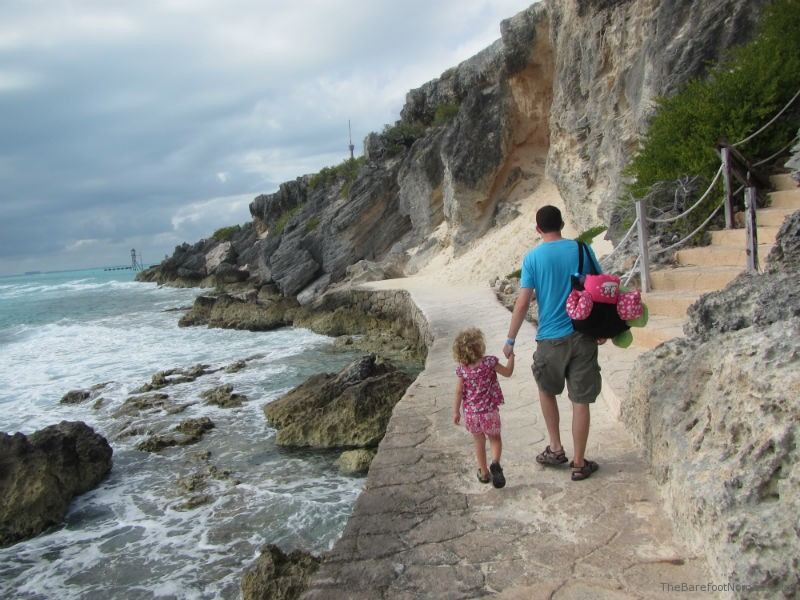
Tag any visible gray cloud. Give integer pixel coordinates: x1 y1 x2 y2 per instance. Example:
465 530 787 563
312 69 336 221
0 0 535 275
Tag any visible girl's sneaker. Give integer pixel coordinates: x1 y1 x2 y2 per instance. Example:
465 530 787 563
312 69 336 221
489 462 506 488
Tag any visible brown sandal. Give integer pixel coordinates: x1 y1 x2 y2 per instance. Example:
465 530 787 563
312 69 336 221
536 445 568 466
570 459 599 481
477 469 491 484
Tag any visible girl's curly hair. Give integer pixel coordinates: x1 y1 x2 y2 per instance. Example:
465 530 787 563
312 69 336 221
452 327 485 365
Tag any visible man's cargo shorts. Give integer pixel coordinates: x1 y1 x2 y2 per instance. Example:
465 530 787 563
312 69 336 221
531 331 601 404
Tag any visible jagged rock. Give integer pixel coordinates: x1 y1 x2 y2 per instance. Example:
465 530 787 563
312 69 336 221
766 209 800 270
113 393 170 418
136 417 215 452
344 260 389 284
205 242 234 272
133 364 216 393
241 545 320 600
263 355 412 448
60 390 90 404
0 421 113 547
336 449 376 475
59 382 109 405
180 293 295 331
296 274 331 306
201 384 247 408
225 360 247 373
623 211 800 597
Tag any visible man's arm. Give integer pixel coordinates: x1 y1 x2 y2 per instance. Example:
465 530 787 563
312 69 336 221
504 287 534 358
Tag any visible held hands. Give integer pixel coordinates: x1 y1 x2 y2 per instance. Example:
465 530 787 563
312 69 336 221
503 343 514 358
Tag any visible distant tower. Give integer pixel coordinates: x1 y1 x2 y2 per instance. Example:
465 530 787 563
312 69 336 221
131 249 142 272
348 120 355 160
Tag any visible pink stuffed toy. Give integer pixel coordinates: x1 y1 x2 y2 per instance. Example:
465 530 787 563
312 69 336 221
583 274 621 304
566 289 593 320
616 289 643 321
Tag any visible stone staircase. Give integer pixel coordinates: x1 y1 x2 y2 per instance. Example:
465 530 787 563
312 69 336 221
633 173 799 349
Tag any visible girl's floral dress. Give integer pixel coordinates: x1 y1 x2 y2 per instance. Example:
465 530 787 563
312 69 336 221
455 355 504 435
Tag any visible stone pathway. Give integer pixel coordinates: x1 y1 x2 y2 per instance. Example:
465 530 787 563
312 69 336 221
303 278 715 600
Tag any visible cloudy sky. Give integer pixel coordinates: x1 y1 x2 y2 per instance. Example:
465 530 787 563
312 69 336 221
0 0 535 275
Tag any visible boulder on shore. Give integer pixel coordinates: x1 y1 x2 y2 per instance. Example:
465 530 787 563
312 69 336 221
241 545 320 600
0 421 113 547
264 355 412 448
336 449 376 475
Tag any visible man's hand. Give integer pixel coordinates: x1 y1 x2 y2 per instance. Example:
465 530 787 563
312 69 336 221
503 343 514 358
453 411 461 425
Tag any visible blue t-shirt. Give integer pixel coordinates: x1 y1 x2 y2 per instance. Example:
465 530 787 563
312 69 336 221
520 239 602 340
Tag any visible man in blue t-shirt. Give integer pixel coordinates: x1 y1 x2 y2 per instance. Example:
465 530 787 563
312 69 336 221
503 205 603 482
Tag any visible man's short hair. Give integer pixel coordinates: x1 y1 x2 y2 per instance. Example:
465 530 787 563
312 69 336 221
536 205 564 233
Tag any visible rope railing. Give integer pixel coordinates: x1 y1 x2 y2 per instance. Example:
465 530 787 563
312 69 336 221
620 87 795 292
651 201 725 256
601 216 638 263
752 136 799 168
646 165 723 224
731 87 800 148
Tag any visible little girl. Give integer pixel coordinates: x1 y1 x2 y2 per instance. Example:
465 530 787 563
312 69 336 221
452 327 514 488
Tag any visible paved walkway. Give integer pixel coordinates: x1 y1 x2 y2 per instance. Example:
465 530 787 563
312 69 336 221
303 278 714 600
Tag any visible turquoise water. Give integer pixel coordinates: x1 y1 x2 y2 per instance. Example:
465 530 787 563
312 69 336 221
0 269 363 599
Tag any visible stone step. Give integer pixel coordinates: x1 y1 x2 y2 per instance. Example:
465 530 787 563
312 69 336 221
767 189 800 209
710 226 780 246
631 315 684 349
650 265 740 292
770 173 797 191
643 291 700 319
676 244 774 267
756 207 795 228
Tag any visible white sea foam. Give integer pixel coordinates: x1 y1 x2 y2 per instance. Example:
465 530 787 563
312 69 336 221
0 272 366 599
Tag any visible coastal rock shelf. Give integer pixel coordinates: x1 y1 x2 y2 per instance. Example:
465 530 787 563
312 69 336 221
301 278 715 599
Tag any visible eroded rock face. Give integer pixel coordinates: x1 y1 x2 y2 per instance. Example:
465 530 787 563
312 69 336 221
623 214 800 598
0 421 113 547
241 545 320 600
546 0 769 228
263 355 412 448
336 449 376 475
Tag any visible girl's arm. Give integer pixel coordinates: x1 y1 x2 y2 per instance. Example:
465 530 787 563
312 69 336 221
453 379 463 425
495 353 515 377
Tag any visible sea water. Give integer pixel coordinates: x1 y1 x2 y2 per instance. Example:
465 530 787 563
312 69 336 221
0 269 365 599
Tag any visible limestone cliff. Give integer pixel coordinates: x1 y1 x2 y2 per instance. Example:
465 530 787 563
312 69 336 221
139 0 767 297
623 211 800 598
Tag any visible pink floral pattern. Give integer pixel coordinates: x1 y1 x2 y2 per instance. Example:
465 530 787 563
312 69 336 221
464 409 501 436
456 355 504 432
616 290 643 321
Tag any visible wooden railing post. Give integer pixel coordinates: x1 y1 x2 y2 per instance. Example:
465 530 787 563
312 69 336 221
720 147 735 229
635 199 651 292
745 187 759 273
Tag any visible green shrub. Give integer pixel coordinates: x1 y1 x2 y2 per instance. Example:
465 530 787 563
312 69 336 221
272 206 300 236
211 225 240 242
432 102 460 126
305 216 320 232
308 156 365 194
382 121 427 156
622 0 800 233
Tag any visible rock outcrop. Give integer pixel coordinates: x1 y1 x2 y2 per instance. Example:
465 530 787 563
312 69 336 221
264 355 412 448
241 545 320 600
623 211 800 598
0 421 113 547
136 417 215 453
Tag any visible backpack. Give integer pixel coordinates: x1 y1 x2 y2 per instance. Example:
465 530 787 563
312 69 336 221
567 241 630 340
